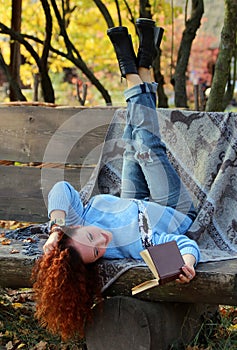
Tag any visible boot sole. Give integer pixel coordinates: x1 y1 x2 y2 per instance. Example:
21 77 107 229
107 26 128 35
136 18 155 27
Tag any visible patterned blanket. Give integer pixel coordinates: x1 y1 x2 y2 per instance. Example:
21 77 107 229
80 108 237 264
7 108 237 291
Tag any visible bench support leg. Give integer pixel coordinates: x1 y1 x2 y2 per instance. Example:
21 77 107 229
86 296 218 350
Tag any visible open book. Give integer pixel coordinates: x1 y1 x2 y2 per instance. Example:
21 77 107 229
132 241 185 295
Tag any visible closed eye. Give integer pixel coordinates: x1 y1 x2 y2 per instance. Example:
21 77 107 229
94 247 99 258
87 231 93 242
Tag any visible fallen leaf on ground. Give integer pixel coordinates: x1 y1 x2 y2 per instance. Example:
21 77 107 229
32 340 48 350
23 237 36 243
10 249 20 254
1 238 11 245
12 302 23 309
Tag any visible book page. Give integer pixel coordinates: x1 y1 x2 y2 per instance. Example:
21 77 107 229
131 278 159 295
140 249 159 279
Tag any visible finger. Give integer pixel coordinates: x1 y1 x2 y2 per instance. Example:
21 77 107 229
43 247 50 254
176 273 193 284
182 270 194 280
43 244 53 253
44 247 53 254
182 266 195 279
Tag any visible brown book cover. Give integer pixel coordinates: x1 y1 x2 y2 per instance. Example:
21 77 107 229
132 241 184 295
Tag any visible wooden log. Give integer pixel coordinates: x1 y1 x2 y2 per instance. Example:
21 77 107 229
0 242 35 288
0 239 236 306
86 296 218 350
105 259 237 306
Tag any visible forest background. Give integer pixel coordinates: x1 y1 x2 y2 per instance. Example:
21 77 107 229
0 0 236 111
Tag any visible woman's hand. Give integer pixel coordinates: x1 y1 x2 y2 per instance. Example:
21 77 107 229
43 231 60 254
176 253 196 284
43 225 81 254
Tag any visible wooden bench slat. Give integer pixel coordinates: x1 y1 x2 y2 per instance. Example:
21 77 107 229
0 106 114 163
0 165 94 221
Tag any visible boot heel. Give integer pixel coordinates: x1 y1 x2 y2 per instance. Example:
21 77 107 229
154 27 164 49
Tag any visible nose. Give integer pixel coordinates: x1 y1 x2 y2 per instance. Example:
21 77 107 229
95 232 107 247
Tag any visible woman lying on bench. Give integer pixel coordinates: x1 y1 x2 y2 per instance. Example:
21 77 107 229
32 19 200 341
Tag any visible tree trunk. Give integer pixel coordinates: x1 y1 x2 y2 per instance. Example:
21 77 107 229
9 0 26 101
174 0 204 108
39 0 55 103
153 50 169 108
139 0 152 19
206 0 237 112
0 51 26 101
139 0 168 107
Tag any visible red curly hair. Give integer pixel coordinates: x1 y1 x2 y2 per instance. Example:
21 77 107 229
32 233 102 340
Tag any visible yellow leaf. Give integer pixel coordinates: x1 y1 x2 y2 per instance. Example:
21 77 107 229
12 302 23 309
229 324 237 331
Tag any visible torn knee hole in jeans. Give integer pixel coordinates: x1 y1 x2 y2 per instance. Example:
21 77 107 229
135 149 153 164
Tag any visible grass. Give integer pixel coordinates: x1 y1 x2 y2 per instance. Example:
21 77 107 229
0 288 237 350
186 306 237 350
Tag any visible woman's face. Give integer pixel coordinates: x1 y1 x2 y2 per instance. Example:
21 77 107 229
68 225 112 264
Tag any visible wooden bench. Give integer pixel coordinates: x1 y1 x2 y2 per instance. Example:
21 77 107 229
0 105 236 349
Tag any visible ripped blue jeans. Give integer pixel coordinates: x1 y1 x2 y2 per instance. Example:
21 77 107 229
121 82 196 220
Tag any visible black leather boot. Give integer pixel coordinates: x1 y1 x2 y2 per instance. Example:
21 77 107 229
136 18 164 68
107 26 138 77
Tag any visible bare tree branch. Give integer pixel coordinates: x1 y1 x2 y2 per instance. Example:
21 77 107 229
50 0 111 104
9 0 23 101
0 21 55 102
93 0 114 28
122 0 136 27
